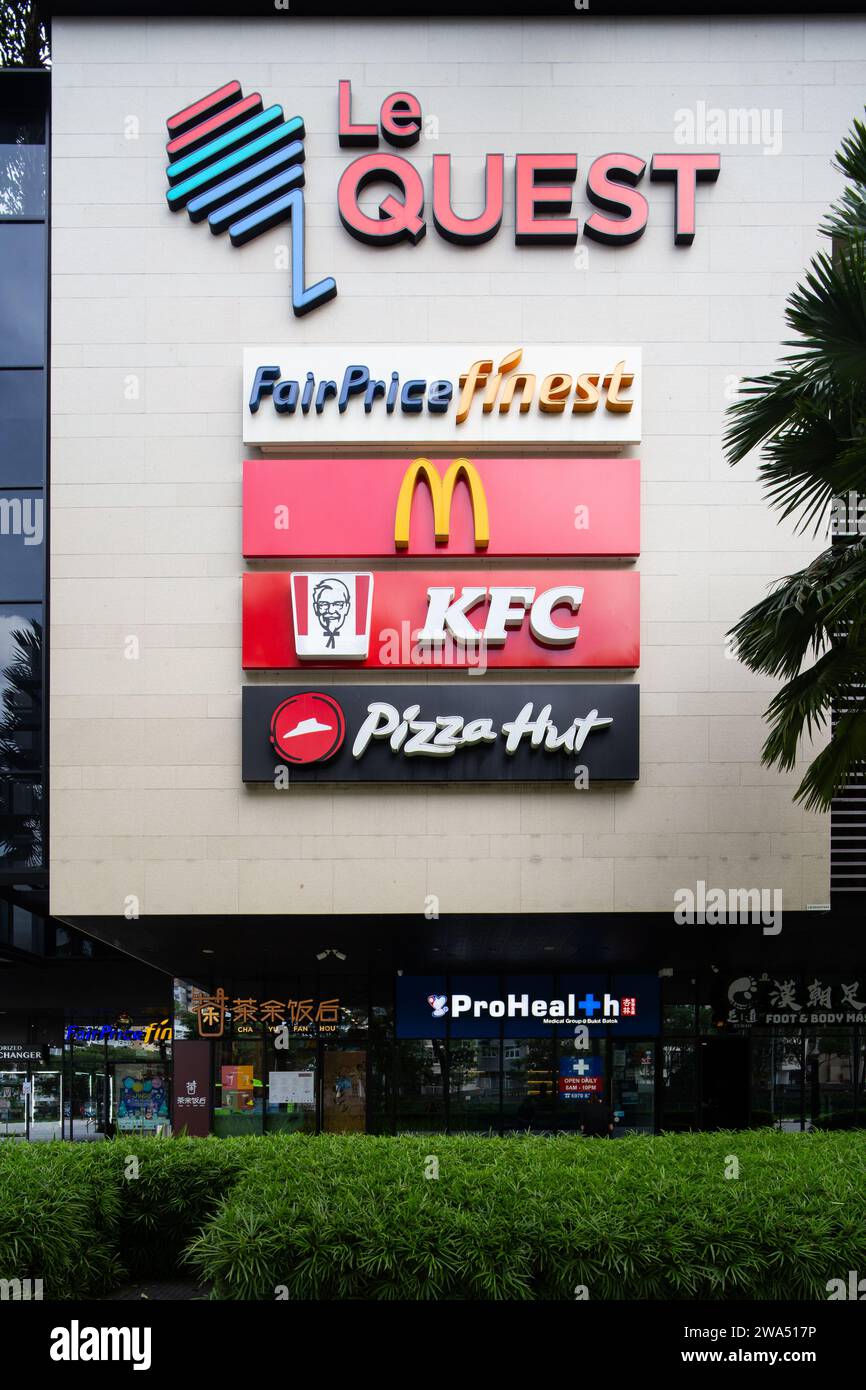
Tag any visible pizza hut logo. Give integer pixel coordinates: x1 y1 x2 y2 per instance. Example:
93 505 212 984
270 692 346 764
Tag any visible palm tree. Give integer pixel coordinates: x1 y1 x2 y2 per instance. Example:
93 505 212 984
724 113 866 812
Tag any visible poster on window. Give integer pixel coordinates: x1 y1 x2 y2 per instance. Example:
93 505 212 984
269 1070 315 1106
116 1068 169 1134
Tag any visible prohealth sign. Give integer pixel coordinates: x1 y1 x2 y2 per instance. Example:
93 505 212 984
243 345 641 450
396 975 659 1038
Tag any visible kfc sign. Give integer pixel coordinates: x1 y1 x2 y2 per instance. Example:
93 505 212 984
243 569 639 671
243 345 641 449
242 455 640 559
242 683 639 784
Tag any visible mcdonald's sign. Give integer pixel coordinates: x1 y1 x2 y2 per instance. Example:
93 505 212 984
242 456 639 559
394 457 489 550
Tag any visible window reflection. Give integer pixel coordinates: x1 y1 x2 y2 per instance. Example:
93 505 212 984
0 225 45 366
0 110 46 218
0 607 42 868
0 372 44 486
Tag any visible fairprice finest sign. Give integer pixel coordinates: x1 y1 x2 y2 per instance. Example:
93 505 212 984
243 345 641 449
396 974 659 1038
242 683 639 784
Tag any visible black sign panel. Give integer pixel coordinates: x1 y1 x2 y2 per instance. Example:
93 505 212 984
0 1045 44 1063
242 683 639 783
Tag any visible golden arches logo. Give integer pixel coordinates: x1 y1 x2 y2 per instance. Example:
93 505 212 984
394 457 490 550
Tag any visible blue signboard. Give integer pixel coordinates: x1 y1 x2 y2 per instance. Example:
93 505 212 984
395 974 660 1039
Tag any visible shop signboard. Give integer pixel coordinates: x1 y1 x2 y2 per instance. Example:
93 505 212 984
559 1055 604 1098
0 1045 44 1063
396 974 659 1039
242 683 640 784
242 456 640 559
726 974 866 1027
242 569 639 671
171 1041 212 1138
243 345 642 449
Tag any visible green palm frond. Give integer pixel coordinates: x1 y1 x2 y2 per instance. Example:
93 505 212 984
726 107 866 813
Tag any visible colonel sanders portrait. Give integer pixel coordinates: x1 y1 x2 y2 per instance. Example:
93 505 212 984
312 577 351 649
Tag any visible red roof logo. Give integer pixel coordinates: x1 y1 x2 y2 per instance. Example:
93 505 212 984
269 692 346 765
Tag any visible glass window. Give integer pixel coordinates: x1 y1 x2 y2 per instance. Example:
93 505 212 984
502 1037 556 1131
213 1037 264 1137
0 371 44 487
0 491 43 598
661 1040 698 1130
266 1036 317 1134
393 1039 445 1129
0 1070 27 1135
662 971 696 1033
0 225 45 366
0 110 46 218
557 1035 606 1133
612 1040 655 1133
448 1039 500 1130
0 778 42 869
805 1030 856 1129
751 1031 804 1131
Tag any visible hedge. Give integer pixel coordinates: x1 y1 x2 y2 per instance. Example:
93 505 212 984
184 1130 866 1300
0 1135 253 1298
1 1131 864 1300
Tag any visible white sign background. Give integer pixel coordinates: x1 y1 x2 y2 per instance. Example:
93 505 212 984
243 344 641 451
269 1070 316 1106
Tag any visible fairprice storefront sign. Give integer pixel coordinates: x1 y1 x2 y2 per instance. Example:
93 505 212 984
243 345 641 449
242 683 639 784
396 975 660 1038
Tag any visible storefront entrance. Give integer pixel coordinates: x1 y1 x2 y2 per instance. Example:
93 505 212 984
323 1049 367 1133
699 1036 751 1130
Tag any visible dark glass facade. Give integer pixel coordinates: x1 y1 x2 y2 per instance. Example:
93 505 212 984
0 70 47 884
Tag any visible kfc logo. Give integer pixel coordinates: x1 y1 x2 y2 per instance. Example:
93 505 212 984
270 691 346 764
291 572 374 659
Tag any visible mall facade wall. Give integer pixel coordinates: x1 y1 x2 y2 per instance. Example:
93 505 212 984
47 12 859 922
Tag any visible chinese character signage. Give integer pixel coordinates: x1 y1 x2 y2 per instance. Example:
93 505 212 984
726 974 866 1026
171 1040 211 1138
190 988 342 1037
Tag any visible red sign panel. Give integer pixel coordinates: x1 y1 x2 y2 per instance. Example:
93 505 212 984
243 569 639 670
242 456 640 559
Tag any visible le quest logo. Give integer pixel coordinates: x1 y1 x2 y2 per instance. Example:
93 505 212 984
166 78 720 315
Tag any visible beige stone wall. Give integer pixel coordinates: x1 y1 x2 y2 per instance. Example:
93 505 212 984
50 14 852 916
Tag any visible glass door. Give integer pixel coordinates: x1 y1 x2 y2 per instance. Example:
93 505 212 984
31 1069 61 1140
322 1048 367 1133
611 1041 655 1133
0 1071 27 1138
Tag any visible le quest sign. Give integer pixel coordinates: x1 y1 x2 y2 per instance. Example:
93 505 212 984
167 79 719 318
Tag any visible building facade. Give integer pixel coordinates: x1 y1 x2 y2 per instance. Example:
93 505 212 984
2 9 865 1137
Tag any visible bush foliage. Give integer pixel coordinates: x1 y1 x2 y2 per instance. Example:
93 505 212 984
1 1131 864 1300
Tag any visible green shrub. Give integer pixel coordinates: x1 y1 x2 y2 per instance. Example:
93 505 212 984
183 1131 866 1301
100 1135 254 1278
3 1131 865 1300
0 1142 122 1298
